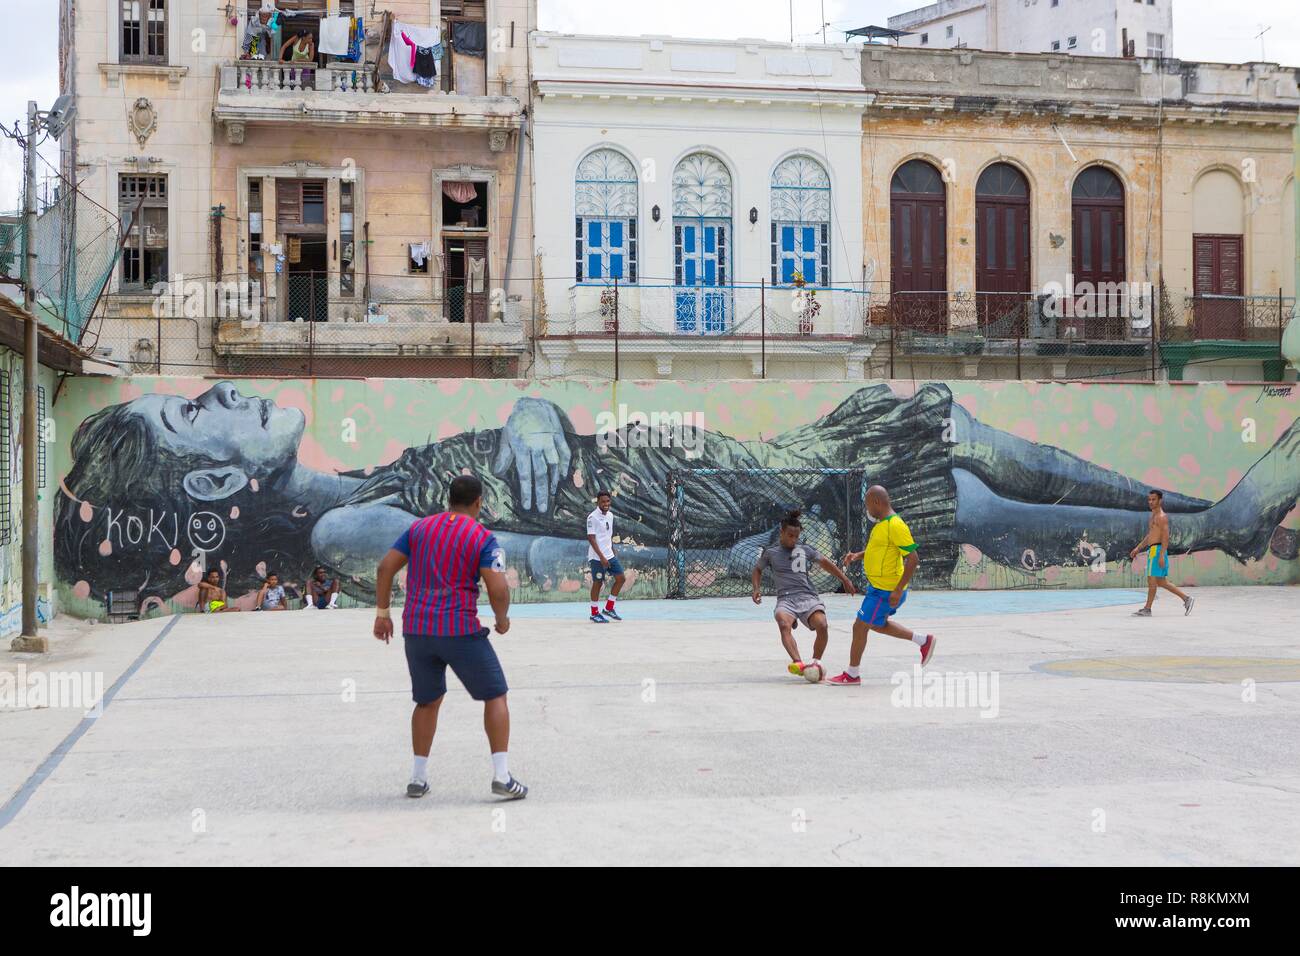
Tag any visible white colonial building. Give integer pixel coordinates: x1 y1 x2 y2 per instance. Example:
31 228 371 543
530 33 873 380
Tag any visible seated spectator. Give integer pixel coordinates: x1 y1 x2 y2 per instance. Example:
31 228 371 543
304 566 341 610
256 572 289 611
197 569 239 613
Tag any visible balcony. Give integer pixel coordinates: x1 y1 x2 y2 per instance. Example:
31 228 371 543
214 61 523 142
211 274 526 376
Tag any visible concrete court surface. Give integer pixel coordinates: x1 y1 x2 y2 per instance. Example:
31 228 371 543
1 586 1298 866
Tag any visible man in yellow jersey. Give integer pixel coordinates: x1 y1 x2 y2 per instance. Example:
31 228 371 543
828 485 936 686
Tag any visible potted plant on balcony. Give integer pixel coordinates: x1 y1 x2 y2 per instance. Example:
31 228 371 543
791 270 820 335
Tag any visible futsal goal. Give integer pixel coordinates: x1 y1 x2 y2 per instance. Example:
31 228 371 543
665 467 868 599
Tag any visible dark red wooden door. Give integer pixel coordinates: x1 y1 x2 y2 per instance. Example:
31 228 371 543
890 160 947 333
1192 234 1244 339
975 163 1030 336
1071 167 1126 339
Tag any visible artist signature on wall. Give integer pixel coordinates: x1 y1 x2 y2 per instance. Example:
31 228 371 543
1257 385 1294 401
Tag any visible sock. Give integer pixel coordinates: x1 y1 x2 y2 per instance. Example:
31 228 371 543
846 665 861 678
809 658 820 666
911 633 926 646
412 755 428 783
605 596 616 611
491 751 510 783
590 604 599 616
328 593 338 608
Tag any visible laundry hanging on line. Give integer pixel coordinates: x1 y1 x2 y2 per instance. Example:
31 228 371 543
318 16 351 56
451 21 487 57
387 20 443 85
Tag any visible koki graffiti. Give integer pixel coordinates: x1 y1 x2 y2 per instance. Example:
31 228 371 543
52 378 1300 616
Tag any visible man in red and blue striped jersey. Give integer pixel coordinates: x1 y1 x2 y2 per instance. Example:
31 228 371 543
373 474 528 800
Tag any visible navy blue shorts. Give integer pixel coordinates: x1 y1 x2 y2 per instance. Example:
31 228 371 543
403 629 508 704
589 556 625 581
857 584 906 627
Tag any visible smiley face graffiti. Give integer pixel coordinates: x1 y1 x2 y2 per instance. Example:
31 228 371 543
187 511 227 553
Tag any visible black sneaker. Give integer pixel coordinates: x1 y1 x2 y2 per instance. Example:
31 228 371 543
406 780 430 798
589 612 607 623
603 608 622 621
492 775 528 800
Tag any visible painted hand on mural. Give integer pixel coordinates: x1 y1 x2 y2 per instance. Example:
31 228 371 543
491 397 572 514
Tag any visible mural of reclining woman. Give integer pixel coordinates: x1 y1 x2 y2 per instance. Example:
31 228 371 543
56 380 1300 610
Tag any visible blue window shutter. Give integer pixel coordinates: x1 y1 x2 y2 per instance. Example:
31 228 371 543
804 257 817 280
609 254 623 279
609 220 623 248
781 226 795 252
704 258 716 286
782 257 795 283
684 258 696 285
683 226 696 255
802 226 815 252
704 226 716 255
588 253 602 279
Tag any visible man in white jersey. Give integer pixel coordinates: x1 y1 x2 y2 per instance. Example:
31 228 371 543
586 491 625 622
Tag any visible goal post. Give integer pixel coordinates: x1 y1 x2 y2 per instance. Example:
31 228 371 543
666 467 868 599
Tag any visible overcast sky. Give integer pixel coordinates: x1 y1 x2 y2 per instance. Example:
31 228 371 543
3 0 1299 209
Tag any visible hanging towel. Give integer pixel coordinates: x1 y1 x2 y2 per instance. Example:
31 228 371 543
468 257 486 294
409 241 430 267
343 18 365 63
442 181 477 204
318 16 351 55
387 20 442 84
451 21 487 57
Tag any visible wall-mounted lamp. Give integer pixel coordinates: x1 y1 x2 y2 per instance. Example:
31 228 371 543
748 207 758 225
651 204 661 223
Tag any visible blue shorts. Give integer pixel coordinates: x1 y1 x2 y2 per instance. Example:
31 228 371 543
403 629 508 704
589 556 625 581
1147 545 1169 579
857 584 906 628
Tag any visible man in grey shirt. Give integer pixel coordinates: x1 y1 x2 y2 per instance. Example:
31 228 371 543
753 510 857 679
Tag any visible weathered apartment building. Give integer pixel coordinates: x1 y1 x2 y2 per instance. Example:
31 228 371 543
61 0 535 377
57 3 1298 383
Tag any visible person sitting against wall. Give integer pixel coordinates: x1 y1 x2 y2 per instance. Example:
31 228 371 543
304 565 341 610
197 569 239 613
256 572 290 611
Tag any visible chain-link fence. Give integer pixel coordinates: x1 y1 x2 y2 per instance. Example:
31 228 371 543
76 273 1295 382
2 169 125 344
83 271 531 377
538 280 1192 382
1163 293 1294 344
666 468 868 599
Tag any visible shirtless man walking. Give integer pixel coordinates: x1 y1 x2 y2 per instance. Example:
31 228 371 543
1129 489 1194 617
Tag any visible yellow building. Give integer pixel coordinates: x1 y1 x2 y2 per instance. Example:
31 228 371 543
862 46 1298 382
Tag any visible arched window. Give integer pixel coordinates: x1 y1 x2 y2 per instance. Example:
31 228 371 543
575 148 638 283
672 153 733 333
770 155 830 286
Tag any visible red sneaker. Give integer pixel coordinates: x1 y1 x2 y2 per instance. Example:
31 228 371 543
919 634 937 668
826 671 861 686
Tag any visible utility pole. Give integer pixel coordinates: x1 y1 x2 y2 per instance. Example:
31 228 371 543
14 100 46 652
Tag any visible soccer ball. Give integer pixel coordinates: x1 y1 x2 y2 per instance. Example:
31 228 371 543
803 662 825 683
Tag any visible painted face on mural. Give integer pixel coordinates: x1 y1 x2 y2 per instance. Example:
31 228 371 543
130 381 303 478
